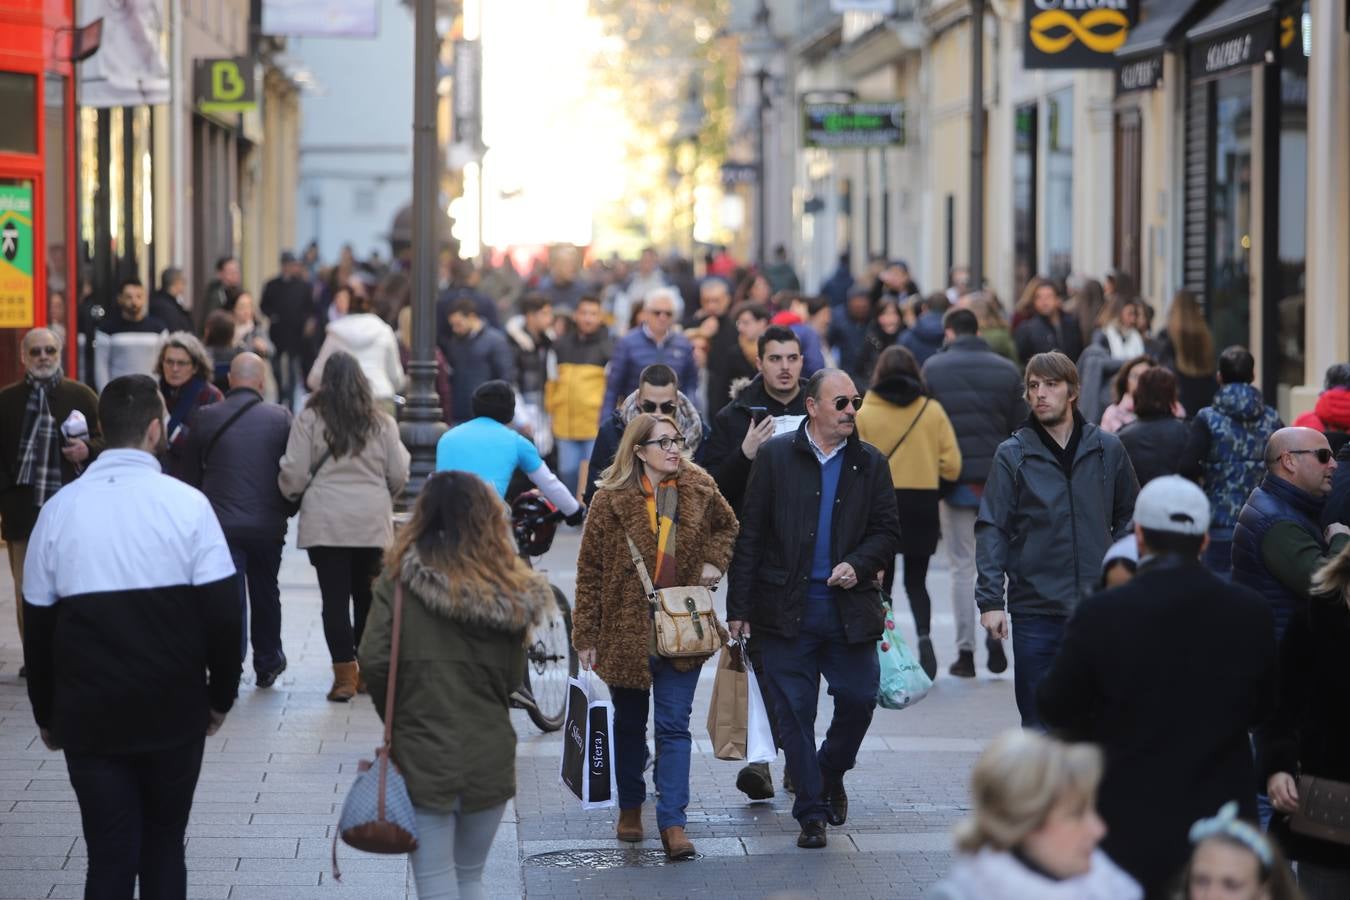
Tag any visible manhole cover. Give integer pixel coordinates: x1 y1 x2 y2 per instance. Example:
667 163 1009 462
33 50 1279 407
523 848 700 869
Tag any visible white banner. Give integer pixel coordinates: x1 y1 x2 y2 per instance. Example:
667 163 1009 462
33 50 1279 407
261 0 379 38
830 0 896 13
77 0 170 108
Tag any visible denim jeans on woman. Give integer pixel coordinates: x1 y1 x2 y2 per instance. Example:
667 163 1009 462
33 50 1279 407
410 799 506 900
609 656 701 830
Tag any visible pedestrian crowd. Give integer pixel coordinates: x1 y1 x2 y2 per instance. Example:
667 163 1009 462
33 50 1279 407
10 243 1350 899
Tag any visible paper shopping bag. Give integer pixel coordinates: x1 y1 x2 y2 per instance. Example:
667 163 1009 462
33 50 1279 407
743 650 776 764
876 603 933 710
707 642 750 760
559 673 617 809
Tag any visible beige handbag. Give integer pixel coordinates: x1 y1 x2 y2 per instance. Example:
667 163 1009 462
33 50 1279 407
625 535 724 658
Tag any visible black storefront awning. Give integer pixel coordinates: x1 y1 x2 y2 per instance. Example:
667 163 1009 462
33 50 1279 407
1115 0 1208 92
1186 0 1279 79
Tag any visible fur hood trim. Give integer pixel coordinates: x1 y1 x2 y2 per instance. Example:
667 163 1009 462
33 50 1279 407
399 550 554 633
1314 541 1350 602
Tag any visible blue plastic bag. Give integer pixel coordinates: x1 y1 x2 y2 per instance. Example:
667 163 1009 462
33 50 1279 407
876 602 933 710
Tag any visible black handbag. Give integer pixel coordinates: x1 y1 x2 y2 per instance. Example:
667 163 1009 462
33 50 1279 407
1290 775 1350 847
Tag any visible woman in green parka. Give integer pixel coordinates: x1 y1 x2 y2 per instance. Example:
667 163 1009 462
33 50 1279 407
359 470 553 900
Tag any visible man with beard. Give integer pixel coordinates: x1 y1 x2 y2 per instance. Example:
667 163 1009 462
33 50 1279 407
0 329 102 676
728 369 899 849
975 351 1138 729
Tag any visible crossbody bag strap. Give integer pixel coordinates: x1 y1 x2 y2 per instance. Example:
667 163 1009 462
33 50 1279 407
624 534 658 602
883 398 930 459
201 396 263 466
383 581 405 751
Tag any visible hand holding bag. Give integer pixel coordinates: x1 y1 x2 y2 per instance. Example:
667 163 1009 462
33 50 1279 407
877 602 933 710
333 582 419 880
560 671 617 809
626 535 723 658
707 640 775 762
1290 775 1350 847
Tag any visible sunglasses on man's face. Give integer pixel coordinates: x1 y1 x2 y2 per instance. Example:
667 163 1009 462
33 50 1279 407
27 346 59 358
831 395 863 412
640 400 677 415
1288 448 1335 465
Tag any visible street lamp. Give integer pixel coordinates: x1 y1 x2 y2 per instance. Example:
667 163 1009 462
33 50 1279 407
739 0 783 269
673 74 704 256
400 0 449 503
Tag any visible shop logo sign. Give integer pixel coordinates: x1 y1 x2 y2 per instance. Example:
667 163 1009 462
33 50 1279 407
194 57 257 114
1 223 16 262
1024 0 1139 69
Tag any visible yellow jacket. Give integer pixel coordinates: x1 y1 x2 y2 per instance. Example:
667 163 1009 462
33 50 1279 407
544 329 613 441
855 393 962 490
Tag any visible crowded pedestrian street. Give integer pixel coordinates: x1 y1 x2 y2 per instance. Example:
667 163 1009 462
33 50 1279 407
0 529 1013 899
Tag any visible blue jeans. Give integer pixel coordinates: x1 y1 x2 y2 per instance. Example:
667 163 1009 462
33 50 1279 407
1011 613 1067 730
758 594 879 825
229 537 285 673
556 439 594 495
1204 528 1234 579
609 656 700 830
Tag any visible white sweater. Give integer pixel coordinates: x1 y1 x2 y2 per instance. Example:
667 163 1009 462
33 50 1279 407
307 314 406 400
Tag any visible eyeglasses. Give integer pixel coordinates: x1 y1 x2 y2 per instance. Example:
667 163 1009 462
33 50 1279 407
162 357 194 369
647 309 674 318
831 395 864 412
640 435 687 452
640 400 677 415
27 346 59 358
1288 448 1335 464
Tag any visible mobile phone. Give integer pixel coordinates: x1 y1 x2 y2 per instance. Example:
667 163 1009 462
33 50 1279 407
749 406 769 426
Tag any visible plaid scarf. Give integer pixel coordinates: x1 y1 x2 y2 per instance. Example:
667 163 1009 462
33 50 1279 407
641 473 679 588
17 370 64 508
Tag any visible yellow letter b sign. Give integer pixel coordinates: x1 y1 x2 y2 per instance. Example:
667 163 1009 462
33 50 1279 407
195 57 256 114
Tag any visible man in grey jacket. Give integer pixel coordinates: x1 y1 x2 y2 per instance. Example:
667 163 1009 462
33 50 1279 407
975 351 1138 729
922 308 1027 677
177 354 295 685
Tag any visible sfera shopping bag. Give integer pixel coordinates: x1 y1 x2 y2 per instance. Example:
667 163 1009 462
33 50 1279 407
560 672 617 809
707 641 775 763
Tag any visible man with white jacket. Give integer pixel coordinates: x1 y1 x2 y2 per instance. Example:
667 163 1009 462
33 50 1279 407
307 292 405 408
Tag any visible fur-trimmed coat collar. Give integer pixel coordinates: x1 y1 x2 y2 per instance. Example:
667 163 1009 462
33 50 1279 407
399 548 554 635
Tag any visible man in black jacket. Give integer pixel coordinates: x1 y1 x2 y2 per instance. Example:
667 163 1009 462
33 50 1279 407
921 308 1026 676
704 325 807 512
178 353 295 685
0 328 103 676
1038 476 1276 899
260 251 316 409
22 375 240 898
728 369 900 850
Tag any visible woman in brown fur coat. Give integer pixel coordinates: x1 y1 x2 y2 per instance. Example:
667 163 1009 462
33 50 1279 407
573 412 738 860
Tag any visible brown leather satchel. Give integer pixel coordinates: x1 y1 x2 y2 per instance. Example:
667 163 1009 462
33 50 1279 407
1290 775 1350 847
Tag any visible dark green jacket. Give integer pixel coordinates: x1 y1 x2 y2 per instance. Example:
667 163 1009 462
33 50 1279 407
358 551 554 813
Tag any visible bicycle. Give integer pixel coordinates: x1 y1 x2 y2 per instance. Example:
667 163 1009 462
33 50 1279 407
509 492 579 732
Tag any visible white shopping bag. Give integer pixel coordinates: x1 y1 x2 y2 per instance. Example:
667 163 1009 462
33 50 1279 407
559 672 617 810
744 653 776 764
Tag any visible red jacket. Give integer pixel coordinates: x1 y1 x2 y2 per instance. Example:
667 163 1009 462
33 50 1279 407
1293 387 1350 433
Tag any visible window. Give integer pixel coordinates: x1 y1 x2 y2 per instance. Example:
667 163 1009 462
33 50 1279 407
1012 103 1038 297
1271 3 1309 406
354 186 376 214
1208 73 1253 355
0 72 37 155
1043 88 1073 282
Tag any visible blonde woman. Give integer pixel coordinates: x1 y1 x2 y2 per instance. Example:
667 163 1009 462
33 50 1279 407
359 470 553 900
573 413 738 860
930 729 1142 900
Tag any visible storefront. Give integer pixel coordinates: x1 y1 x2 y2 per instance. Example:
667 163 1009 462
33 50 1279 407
0 1 79 383
1182 0 1307 405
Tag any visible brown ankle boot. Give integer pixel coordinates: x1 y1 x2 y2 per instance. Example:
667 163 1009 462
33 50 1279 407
660 825 695 860
616 807 643 842
355 672 368 695
327 662 359 702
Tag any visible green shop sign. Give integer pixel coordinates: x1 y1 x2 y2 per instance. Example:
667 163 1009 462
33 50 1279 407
803 102 905 149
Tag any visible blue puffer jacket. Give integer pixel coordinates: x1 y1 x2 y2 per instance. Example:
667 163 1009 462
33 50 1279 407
1232 475 1328 641
1193 384 1282 529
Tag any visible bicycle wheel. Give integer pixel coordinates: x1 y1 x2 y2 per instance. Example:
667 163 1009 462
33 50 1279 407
525 584 577 732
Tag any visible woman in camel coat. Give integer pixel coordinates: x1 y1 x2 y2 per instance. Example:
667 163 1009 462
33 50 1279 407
573 412 738 861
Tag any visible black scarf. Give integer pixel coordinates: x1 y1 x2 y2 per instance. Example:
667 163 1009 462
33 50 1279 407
1028 408 1084 477
17 369 64 507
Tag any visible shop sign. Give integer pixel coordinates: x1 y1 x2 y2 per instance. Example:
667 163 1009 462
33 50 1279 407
1024 0 1140 70
194 58 256 114
803 102 905 148
720 163 758 186
0 183 35 329
1188 24 1273 78
1116 53 1162 93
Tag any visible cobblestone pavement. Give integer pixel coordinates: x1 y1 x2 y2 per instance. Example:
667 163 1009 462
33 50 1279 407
0 528 1018 898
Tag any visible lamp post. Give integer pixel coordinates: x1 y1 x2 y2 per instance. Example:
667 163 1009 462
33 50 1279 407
740 0 782 269
400 0 449 503
675 74 704 257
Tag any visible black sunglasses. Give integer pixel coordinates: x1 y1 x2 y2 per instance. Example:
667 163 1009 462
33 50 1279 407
831 395 863 412
27 346 59 358
1288 448 1335 464
640 400 677 415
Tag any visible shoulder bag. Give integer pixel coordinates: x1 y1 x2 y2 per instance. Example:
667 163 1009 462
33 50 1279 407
882 398 930 459
625 535 724 658
200 396 263 467
333 581 419 879
1290 775 1350 847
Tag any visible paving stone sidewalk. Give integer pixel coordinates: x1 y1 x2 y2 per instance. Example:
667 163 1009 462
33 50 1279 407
0 529 1018 898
